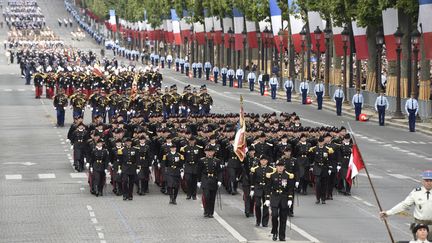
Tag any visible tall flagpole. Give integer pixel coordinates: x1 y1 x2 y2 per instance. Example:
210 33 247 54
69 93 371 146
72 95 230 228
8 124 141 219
347 123 395 243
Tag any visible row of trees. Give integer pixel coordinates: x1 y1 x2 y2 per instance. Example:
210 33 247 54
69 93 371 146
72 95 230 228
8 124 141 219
79 0 430 100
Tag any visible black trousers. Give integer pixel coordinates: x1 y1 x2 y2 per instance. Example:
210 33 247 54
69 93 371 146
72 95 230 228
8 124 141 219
315 175 328 201
185 173 197 197
93 170 105 193
327 172 336 197
242 185 254 214
122 174 135 198
377 105 386 126
203 188 217 216
227 167 240 192
271 207 288 240
254 196 269 226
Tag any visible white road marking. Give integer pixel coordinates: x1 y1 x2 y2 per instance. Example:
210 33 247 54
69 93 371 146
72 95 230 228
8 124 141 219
352 196 375 207
61 142 65 144
70 173 87 178
418 141 426 144
97 232 104 239
213 212 248 243
357 173 383 179
387 173 421 183
411 141 419 144
17 89 25 91
383 144 392 147
367 138 377 142
390 146 400 150
426 158 432 161
290 224 321 243
4 89 12 92
394 140 409 144
91 218 98 224
38 173 56 179
5 174 22 180
89 211 95 217
95 226 104 231
408 152 417 156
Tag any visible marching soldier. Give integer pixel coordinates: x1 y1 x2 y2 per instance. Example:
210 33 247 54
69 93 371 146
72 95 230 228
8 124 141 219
70 123 89 172
120 138 138 200
111 138 124 195
280 146 299 217
162 144 185 205
34 71 45 99
135 135 152 195
226 140 242 195
294 134 311 194
180 136 204 200
338 134 353 195
242 147 258 217
161 87 173 118
53 89 68 127
308 136 334 204
69 89 86 119
197 146 223 218
107 89 121 122
250 155 274 227
410 224 430 243
89 139 109 196
199 85 213 115
267 161 295 241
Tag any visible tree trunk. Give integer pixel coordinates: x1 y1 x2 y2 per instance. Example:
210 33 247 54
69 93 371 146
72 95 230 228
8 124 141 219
365 25 378 92
419 38 431 100
399 10 412 98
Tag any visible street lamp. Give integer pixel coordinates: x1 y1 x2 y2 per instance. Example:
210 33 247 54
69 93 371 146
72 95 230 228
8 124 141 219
221 31 225 67
375 30 384 93
242 30 247 69
228 27 234 67
411 28 421 97
210 27 215 65
190 26 195 63
341 25 350 103
323 25 332 98
393 27 404 119
314 26 322 84
264 26 270 74
300 27 307 82
278 29 284 90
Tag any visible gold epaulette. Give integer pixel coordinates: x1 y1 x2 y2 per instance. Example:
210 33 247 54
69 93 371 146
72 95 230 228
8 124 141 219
308 146 315 152
162 155 167 161
325 146 334 154
250 165 259 173
285 171 295 179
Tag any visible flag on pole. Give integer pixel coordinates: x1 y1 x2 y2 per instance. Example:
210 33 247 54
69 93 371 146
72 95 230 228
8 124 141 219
109 10 117 32
246 20 258 48
382 8 399 61
352 21 368 60
213 17 223 45
269 0 282 51
194 22 205 45
171 9 182 45
234 96 247 162
307 11 326 52
223 17 233 47
346 144 365 186
418 0 432 60
332 22 350 56
204 10 213 39
233 8 244 51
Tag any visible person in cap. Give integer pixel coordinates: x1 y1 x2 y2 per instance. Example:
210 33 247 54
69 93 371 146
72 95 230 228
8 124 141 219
180 136 204 200
351 89 364 121
405 92 419 132
53 88 68 127
374 90 389 126
121 137 138 200
88 139 109 196
280 146 299 217
204 61 212 80
242 147 258 218
136 135 151 195
380 170 432 241
266 160 295 241
197 146 223 218
333 84 345 116
162 144 185 205
410 224 430 243
250 155 275 227
294 133 312 195
338 134 353 195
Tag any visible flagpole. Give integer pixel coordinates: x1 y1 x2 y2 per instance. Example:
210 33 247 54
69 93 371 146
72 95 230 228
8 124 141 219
347 123 395 243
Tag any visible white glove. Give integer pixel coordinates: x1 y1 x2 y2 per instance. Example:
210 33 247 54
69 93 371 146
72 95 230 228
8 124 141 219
197 182 201 188
264 200 270 207
295 182 299 188
149 166 153 171
309 167 313 172
53 107 56 110
106 107 110 111
249 190 254 197
66 139 70 143
288 200 293 208
108 162 113 167
69 106 72 110
85 163 90 169
117 169 122 174
217 181 222 187
127 111 131 115
86 104 90 109
90 167 93 173
104 169 108 174
157 163 161 169
90 107 93 111
136 169 140 174
210 105 212 110
181 171 184 179
337 166 341 172
328 170 332 175
70 145 74 150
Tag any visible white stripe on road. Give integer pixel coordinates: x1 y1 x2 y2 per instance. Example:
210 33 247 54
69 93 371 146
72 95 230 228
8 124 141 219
387 173 421 183
91 218 98 224
87 205 93 211
97 232 104 239
418 141 426 144
3 89 12 92
70 173 87 178
5 174 22 180
17 89 25 91
213 212 248 243
352 196 375 207
38 173 56 179
89 211 96 217
394 140 409 144
357 173 383 179
290 223 321 243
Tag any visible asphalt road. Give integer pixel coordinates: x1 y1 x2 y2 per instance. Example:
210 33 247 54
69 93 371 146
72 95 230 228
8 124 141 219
1 0 432 242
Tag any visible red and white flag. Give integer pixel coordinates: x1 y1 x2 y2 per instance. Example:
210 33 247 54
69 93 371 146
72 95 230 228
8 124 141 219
171 9 182 45
245 20 258 49
332 22 350 56
213 17 223 45
290 14 304 53
109 10 117 32
352 21 368 60
259 18 271 47
382 8 399 61
194 22 205 45
418 0 432 60
180 11 192 41
223 17 233 47
269 0 282 51
233 8 244 51
346 144 365 186
204 13 213 39
147 22 154 40
234 96 247 162
307 11 326 52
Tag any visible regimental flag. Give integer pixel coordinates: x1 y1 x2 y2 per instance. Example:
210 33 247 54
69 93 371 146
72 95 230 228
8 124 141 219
246 20 258 49
351 21 368 60
382 8 399 61
92 63 104 78
418 0 432 60
346 144 365 186
109 10 117 32
171 9 182 45
332 22 350 56
233 8 244 51
234 96 247 162
269 0 282 51
223 17 233 47
194 22 206 45
213 16 223 45
180 10 192 41
307 11 326 52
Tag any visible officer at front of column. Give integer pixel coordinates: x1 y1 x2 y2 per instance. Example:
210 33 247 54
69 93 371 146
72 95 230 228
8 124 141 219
380 170 432 241
314 80 325 110
405 92 419 132
351 89 364 121
284 77 293 102
374 91 389 126
299 80 309 104
333 84 345 116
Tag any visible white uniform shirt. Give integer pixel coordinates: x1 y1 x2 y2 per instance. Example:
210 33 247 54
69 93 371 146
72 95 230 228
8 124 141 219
236 69 244 78
375 95 389 111
284 79 293 91
333 88 345 102
204 62 212 69
314 83 325 96
166 55 173 62
220 67 228 74
227 69 235 76
405 98 419 115
269 77 278 88
247 72 256 82
386 186 432 221
213 66 219 73
351 93 364 107
299 81 309 94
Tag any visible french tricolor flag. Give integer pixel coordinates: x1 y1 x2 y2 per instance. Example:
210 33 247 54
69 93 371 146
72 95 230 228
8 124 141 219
352 21 368 60
233 8 244 51
332 22 350 56
307 11 326 52
180 11 191 41
289 14 304 53
246 20 258 49
223 17 233 47
194 22 206 45
419 0 432 60
204 10 213 39
269 0 282 51
171 9 182 45
109 10 117 32
382 8 399 61
213 17 223 45
147 22 154 40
